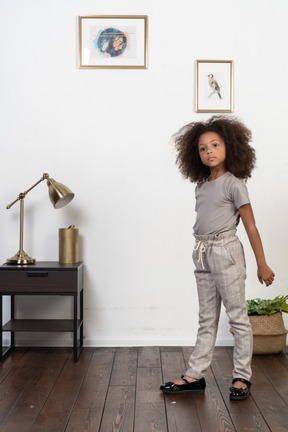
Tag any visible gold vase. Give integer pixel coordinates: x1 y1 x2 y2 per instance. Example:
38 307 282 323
59 226 79 263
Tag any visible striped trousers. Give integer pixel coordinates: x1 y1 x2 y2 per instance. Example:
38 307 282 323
186 230 253 381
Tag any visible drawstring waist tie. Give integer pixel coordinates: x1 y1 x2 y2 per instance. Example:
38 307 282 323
194 240 206 269
193 230 237 270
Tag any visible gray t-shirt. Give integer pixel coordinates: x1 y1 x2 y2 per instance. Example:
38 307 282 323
193 172 250 235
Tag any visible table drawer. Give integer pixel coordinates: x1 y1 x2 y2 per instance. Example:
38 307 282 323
0 270 78 293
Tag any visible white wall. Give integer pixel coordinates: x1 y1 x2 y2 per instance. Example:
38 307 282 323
1 0 287 347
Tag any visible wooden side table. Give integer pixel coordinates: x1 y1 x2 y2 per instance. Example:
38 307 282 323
0 261 83 362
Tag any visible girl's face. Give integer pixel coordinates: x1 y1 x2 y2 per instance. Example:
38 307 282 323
198 131 226 172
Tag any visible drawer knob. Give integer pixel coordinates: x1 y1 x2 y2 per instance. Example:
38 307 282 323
27 272 48 277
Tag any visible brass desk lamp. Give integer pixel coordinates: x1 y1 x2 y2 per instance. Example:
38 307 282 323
6 173 74 265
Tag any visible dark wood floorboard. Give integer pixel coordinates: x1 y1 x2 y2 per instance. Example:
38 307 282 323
0 346 288 432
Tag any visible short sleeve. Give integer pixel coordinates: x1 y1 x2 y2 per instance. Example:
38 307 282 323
230 179 250 209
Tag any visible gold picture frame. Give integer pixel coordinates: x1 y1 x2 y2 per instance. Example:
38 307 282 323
196 60 234 112
78 15 148 69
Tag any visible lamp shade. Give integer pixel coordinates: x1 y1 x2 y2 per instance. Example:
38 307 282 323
47 178 75 209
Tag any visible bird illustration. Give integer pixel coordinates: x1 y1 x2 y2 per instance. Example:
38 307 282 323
208 74 222 99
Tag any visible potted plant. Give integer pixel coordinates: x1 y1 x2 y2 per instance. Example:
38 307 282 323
246 295 288 354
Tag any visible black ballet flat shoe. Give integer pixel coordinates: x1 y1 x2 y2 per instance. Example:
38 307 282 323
160 375 206 394
229 378 251 400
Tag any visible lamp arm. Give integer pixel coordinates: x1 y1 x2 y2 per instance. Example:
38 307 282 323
6 173 50 210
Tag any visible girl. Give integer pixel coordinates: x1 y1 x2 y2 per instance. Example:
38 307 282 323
160 116 275 400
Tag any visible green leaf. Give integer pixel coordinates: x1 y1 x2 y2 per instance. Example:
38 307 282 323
246 296 288 315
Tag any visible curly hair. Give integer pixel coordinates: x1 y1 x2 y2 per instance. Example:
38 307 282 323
173 116 256 183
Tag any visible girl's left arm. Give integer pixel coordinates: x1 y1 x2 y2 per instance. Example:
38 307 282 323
239 203 275 286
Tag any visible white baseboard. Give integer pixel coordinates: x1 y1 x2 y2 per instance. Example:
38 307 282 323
7 335 234 347
83 337 234 347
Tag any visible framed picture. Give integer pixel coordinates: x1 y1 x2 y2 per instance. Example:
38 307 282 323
196 60 234 112
78 15 148 69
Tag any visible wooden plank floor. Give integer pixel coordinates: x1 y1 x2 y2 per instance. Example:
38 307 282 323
1 346 288 432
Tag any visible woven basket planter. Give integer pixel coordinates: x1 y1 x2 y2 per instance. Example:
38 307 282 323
230 312 288 354
249 313 288 354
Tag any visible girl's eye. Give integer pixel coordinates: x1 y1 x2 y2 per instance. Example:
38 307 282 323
200 147 206 152
213 143 219 148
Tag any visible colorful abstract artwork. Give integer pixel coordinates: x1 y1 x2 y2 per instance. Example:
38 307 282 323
79 16 148 69
95 28 127 58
